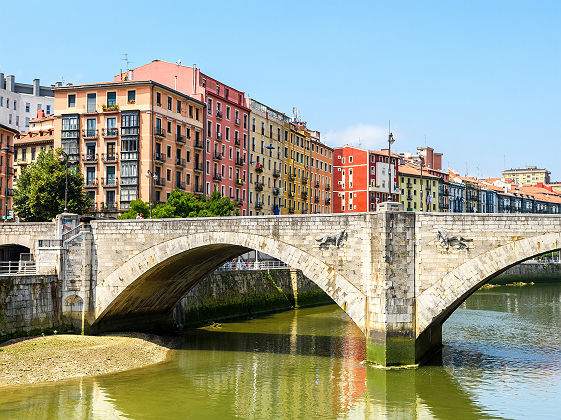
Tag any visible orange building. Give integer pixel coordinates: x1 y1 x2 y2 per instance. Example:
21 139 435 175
53 80 205 217
0 123 16 219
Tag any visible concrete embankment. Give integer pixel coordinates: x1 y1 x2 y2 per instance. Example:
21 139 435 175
494 262 561 284
0 333 178 387
177 268 333 326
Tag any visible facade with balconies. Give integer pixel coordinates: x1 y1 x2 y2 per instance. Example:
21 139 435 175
53 80 204 217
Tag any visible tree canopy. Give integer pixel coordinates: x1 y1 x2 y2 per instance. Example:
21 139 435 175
119 190 238 219
13 148 91 221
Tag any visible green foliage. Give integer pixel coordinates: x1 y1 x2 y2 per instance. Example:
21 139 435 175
13 148 92 221
119 189 237 219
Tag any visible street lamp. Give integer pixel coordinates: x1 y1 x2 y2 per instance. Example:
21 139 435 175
1 145 11 221
387 131 395 202
58 151 69 212
413 154 425 212
146 170 158 218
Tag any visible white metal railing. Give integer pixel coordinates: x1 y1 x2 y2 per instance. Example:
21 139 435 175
523 259 561 264
217 260 291 271
0 260 36 275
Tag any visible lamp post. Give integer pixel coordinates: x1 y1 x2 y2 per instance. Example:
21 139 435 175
1 145 10 221
413 154 425 212
146 170 158 218
387 131 395 202
58 151 69 212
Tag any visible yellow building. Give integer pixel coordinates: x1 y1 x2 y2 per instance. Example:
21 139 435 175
282 122 310 214
502 166 551 185
248 99 288 215
399 163 440 212
14 112 55 187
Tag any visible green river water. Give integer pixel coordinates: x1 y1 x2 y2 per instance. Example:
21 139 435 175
1 282 561 419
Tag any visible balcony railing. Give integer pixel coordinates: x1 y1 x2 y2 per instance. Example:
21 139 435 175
235 118 240 126
154 152 166 163
273 187 280 196
288 174 296 181
325 184 331 191
314 182 320 188
83 153 98 162
236 200 243 207
235 158 244 166
235 178 243 186
175 158 186 167
255 165 264 173
176 182 186 191
194 162 203 171
213 173 222 182
216 111 223 119
103 128 118 138
288 207 295 214
194 140 203 149
234 138 240 146
175 134 185 144
301 192 308 199
194 185 203 194
102 153 118 163
273 170 281 178
154 177 166 187
101 202 118 211
85 178 98 188
216 132 222 141
82 129 98 139
302 177 308 185
213 152 222 161
314 196 320 203
325 198 331 205
155 127 165 138
255 182 264 192
255 201 263 210
101 177 118 187
120 176 138 186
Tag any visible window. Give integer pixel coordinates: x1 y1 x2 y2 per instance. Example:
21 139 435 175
46 105 51 114
195 107 199 120
168 96 172 110
189 105 193 118
167 121 172 133
25 103 30 113
68 94 76 108
128 90 136 104
87 93 96 113
156 92 161 106
177 100 181 113
226 106 230 120
107 92 116 107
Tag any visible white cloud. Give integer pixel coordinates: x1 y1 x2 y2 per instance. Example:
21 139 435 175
322 124 388 150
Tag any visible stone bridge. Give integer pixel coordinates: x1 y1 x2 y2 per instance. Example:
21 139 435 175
6 208 561 366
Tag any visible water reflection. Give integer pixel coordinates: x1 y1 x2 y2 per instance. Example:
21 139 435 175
1 284 561 419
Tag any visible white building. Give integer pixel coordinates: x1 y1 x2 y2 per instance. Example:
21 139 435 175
0 73 54 132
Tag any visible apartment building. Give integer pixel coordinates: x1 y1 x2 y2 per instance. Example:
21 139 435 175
247 99 287 215
117 60 250 215
502 166 551 185
399 163 440 212
14 111 55 186
282 122 311 214
0 123 16 218
0 74 54 131
53 80 204 217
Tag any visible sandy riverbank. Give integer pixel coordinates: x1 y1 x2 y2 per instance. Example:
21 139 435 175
0 333 180 387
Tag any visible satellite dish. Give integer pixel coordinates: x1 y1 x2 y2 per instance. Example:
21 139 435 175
177 59 182 65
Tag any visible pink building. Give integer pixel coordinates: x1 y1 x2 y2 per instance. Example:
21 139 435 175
116 60 251 214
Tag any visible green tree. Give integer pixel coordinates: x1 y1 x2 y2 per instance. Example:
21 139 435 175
119 189 237 219
13 148 91 221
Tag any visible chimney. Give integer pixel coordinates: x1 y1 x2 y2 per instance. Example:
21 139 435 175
0 73 4 90
6 75 15 92
33 78 40 96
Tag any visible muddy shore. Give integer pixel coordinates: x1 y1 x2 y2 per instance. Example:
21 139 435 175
0 333 179 387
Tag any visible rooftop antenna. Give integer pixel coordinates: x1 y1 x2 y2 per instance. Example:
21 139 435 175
121 53 133 72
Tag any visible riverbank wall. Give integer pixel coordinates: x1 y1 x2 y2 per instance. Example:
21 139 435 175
0 275 62 342
176 269 332 326
494 262 561 284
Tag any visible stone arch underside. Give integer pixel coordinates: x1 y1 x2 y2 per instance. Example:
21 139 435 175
93 231 366 333
416 232 561 335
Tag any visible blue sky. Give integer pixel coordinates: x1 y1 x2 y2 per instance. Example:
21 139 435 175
3 0 559 179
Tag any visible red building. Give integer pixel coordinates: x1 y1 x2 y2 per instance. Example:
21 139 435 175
333 145 399 213
117 60 251 215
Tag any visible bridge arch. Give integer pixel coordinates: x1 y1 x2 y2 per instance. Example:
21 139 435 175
93 230 366 333
417 232 561 335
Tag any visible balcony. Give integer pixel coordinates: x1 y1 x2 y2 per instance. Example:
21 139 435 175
85 179 98 188
154 177 165 187
102 128 118 138
325 184 331 191
234 138 240 146
213 152 222 161
255 182 264 192
175 158 186 167
235 178 243 186
273 187 280 196
194 162 203 172
120 177 138 186
194 140 203 150
82 129 98 139
102 153 118 163
176 182 186 191
288 207 295 214
101 202 118 211
235 157 244 167
288 174 296 181
315 182 320 188
301 192 308 200
154 152 166 163
154 127 165 138
235 117 240 126
236 200 243 207
216 110 223 119
213 173 222 182
83 153 98 163
314 196 320 203
255 201 263 210
101 177 118 187
273 169 281 178
175 134 186 144
255 165 263 173
288 191 295 198
302 177 308 185
216 132 222 141
194 184 203 194
325 198 331 205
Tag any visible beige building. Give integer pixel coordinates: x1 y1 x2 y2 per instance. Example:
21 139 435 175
502 166 551 185
14 111 55 186
247 99 287 215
